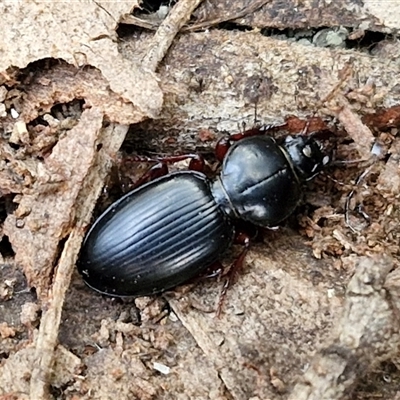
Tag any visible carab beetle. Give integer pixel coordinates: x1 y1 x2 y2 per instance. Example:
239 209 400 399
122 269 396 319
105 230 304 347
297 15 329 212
78 130 329 298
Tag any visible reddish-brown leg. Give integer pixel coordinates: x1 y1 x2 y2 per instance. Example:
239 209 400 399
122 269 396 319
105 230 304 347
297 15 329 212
131 162 169 189
203 261 224 279
126 153 205 172
126 153 207 190
216 232 251 317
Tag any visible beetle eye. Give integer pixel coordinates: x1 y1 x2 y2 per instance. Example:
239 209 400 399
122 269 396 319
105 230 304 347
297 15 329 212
302 145 312 158
323 155 330 165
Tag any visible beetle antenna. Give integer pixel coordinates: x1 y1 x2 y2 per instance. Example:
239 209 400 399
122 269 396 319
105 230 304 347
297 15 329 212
330 158 370 167
320 171 345 186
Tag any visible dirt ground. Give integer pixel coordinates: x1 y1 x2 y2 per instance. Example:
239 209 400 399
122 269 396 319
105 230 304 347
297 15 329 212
0 1 400 399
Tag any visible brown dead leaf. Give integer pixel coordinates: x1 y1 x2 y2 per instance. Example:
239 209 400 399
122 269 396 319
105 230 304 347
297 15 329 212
363 105 400 130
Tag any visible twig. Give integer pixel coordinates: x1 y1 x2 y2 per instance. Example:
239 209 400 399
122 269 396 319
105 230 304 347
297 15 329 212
182 0 272 32
29 231 85 399
142 0 205 72
121 0 272 34
29 116 128 399
336 97 375 159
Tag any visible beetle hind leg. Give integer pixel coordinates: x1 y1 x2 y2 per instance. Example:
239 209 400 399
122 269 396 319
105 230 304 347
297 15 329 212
131 162 169 189
216 232 251 317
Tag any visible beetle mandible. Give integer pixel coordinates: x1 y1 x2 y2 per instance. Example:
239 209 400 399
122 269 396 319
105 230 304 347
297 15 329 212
78 129 328 297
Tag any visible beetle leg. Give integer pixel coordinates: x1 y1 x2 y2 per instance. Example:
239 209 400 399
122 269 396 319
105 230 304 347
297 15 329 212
187 154 205 172
128 153 206 172
131 162 169 189
154 154 205 171
216 233 251 317
203 261 224 279
126 153 206 190
215 137 231 162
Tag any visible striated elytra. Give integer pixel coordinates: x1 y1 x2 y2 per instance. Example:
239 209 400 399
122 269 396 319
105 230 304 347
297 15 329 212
78 134 328 297
79 171 234 296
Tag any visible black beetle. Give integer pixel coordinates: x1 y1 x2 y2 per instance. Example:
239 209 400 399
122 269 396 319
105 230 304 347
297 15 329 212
78 133 328 297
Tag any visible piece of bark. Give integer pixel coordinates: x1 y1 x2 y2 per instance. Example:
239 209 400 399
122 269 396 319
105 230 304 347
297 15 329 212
120 30 400 139
169 234 346 399
196 0 400 32
290 255 400 400
0 343 81 398
0 0 162 119
125 0 400 34
3 109 105 298
2 108 128 398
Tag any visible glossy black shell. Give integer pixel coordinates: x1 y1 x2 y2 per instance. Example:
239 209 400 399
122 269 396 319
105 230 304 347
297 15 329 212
214 135 302 227
79 134 326 298
78 171 234 296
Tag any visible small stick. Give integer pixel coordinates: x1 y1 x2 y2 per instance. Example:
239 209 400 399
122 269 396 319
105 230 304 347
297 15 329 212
121 0 272 34
182 0 272 32
142 0 205 72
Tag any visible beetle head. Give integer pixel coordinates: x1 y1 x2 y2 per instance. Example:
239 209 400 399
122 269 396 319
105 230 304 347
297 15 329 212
283 135 329 181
